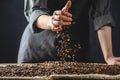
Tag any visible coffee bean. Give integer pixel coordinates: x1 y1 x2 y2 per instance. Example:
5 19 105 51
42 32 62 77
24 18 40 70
56 27 81 61
0 61 119 77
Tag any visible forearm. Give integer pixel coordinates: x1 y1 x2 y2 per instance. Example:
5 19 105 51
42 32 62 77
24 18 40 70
35 0 72 31
35 15 52 30
97 26 114 61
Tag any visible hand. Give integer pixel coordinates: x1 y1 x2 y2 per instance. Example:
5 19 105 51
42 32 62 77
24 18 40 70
51 10 72 31
105 56 120 65
50 0 72 32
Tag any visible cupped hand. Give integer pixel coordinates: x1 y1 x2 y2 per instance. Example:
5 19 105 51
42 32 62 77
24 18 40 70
50 0 72 32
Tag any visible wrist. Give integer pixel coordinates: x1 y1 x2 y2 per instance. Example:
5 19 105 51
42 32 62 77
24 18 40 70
104 53 114 62
102 49 114 61
35 15 54 30
47 16 54 30
105 56 116 65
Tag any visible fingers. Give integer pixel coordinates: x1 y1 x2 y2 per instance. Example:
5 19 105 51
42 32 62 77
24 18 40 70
53 10 72 17
115 57 120 61
52 14 72 22
116 61 120 65
106 57 120 65
62 0 72 11
62 11 72 17
51 0 72 32
51 26 62 32
52 10 72 26
52 20 71 26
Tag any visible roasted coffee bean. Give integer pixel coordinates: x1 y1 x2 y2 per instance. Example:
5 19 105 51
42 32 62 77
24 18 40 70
0 61 119 77
56 27 81 61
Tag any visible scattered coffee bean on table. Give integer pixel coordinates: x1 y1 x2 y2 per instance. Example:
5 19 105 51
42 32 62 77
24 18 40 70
0 61 120 77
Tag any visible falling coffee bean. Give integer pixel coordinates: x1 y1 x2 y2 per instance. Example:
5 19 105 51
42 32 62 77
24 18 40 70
56 27 81 61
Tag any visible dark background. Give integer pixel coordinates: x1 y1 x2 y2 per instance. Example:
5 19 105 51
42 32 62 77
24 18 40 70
0 0 120 63
0 0 27 62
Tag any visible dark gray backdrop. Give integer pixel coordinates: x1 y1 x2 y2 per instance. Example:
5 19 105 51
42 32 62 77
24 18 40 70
0 0 119 63
0 0 27 62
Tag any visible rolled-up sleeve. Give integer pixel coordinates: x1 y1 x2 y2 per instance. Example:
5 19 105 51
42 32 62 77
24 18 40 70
24 0 49 33
92 0 115 30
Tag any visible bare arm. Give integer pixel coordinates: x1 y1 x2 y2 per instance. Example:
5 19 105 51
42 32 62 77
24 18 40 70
35 15 52 30
98 26 120 65
35 11 72 31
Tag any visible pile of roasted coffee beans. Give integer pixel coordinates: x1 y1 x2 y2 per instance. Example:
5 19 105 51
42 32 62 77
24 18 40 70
0 61 120 77
56 27 81 61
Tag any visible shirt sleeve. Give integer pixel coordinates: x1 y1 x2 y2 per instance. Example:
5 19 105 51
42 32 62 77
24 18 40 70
92 0 115 30
24 0 50 33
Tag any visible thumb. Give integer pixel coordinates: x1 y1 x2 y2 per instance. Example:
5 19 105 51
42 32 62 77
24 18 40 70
62 0 72 11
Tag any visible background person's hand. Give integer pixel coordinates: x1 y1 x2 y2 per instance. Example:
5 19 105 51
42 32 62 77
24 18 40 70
50 0 72 32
